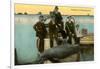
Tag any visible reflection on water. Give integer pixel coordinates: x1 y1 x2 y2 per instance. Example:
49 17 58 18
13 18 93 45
80 45 94 61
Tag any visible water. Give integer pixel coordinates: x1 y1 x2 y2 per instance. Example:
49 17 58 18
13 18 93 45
80 46 94 61
15 14 94 64
15 15 94 33
15 23 38 64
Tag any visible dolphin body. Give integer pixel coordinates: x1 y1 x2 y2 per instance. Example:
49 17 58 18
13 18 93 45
34 42 80 64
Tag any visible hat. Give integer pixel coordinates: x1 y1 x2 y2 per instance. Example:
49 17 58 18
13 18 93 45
55 6 59 9
50 12 55 18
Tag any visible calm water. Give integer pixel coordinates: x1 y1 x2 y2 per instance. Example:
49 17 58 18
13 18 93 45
15 24 38 64
15 15 94 33
15 15 94 64
80 46 94 61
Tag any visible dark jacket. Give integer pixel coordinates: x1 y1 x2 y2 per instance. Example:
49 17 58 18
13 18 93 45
33 21 47 38
48 20 57 33
53 12 63 30
53 12 62 22
65 21 76 36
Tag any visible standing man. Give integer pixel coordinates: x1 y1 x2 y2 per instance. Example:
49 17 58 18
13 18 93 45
75 24 82 44
33 15 47 53
65 16 76 44
53 6 64 31
48 12 58 48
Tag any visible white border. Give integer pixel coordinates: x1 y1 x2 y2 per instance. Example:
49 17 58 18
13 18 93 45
11 0 95 69
11 1 14 69
0 0 10 69
14 0 95 8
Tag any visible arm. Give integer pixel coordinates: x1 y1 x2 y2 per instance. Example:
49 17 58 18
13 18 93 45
65 22 70 35
71 22 76 36
43 23 47 33
33 23 38 32
33 24 37 31
58 12 62 20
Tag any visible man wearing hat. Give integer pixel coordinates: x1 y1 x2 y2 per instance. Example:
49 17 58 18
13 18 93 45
48 12 58 48
53 6 64 31
75 24 82 44
33 15 47 53
65 16 77 44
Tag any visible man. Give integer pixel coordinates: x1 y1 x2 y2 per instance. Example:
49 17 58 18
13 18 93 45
33 15 47 53
65 16 77 44
48 12 58 48
53 6 64 30
75 24 82 44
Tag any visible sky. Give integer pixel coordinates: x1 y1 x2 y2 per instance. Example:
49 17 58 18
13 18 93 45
15 4 94 15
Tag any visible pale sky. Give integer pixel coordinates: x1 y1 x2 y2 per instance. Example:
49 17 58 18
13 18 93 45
15 4 94 15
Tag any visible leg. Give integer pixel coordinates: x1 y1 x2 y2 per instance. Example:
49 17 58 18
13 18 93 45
37 38 39 50
77 38 80 44
54 31 58 44
50 33 54 48
38 38 44 53
67 35 72 44
75 37 80 44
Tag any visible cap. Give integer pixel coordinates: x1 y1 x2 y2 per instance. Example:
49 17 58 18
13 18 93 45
55 6 59 9
50 12 55 18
